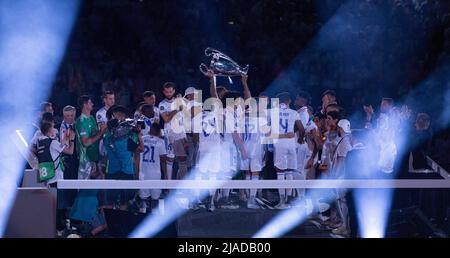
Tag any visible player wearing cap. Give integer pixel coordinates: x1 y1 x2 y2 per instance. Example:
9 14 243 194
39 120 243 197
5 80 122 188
184 86 202 171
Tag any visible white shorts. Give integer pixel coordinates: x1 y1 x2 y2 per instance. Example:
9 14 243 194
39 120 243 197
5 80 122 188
139 171 161 200
296 143 308 174
240 158 264 172
164 135 175 159
222 143 238 173
196 148 221 174
274 142 297 170
240 141 265 171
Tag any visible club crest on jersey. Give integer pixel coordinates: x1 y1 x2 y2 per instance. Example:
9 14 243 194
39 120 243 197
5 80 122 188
97 114 102 119
160 106 165 111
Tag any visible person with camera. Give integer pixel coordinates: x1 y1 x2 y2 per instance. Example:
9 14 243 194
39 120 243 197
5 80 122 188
103 105 144 210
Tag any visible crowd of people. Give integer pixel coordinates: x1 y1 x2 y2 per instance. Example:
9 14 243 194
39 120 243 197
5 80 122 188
21 0 450 238
28 66 436 238
43 0 450 174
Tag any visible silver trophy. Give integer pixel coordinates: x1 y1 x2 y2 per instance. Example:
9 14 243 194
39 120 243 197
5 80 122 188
199 47 249 83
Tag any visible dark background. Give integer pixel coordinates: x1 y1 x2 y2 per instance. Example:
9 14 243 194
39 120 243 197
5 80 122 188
46 0 450 168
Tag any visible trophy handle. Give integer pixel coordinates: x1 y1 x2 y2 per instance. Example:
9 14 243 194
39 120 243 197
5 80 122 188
205 47 220 56
240 64 249 75
199 63 209 76
205 47 235 63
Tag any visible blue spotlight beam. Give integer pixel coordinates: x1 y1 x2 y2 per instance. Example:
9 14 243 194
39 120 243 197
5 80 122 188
254 0 450 239
0 0 79 236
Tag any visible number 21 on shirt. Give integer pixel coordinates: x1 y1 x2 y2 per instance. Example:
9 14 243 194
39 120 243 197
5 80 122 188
143 146 155 163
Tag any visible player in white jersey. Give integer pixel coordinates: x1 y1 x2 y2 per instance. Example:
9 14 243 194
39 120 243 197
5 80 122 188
202 70 247 210
96 90 115 176
304 106 321 179
139 104 158 136
96 91 114 124
270 92 305 209
30 112 59 150
219 106 240 209
158 82 188 181
134 91 160 123
289 92 312 205
240 112 268 208
193 108 222 212
234 75 269 209
183 87 202 171
138 123 167 213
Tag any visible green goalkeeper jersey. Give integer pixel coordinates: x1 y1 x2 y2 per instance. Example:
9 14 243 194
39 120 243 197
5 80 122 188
75 113 100 163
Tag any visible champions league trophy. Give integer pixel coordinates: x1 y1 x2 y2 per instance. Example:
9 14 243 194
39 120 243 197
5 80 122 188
199 47 249 83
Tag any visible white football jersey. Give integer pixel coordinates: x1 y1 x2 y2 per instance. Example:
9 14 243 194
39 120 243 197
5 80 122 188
195 111 222 151
59 121 74 142
158 98 186 141
96 107 108 124
31 128 59 148
134 106 160 120
223 108 237 144
297 106 309 128
140 135 167 179
270 103 301 146
305 119 317 133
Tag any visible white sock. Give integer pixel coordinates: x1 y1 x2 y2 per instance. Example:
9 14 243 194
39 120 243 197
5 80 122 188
245 173 251 197
208 174 217 199
222 175 232 200
177 160 187 179
277 172 285 203
194 174 202 200
250 176 259 200
337 198 349 229
166 160 173 180
293 171 306 199
285 171 293 197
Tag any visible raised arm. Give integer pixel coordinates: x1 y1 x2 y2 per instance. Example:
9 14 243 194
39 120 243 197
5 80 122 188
241 74 251 100
232 132 248 160
206 70 218 99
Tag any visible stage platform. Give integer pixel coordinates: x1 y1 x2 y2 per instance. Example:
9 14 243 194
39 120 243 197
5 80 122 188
176 204 332 238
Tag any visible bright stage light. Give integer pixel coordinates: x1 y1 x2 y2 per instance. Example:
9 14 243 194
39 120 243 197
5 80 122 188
129 150 235 238
0 0 79 236
355 188 391 238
